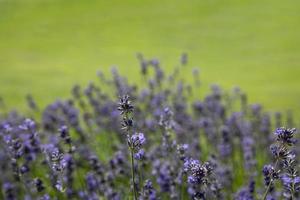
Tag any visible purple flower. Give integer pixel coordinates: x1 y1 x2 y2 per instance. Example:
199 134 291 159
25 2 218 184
134 149 145 160
55 180 64 192
118 95 134 115
18 118 36 131
59 125 72 144
140 180 157 200
3 182 16 200
262 165 278 187
34 178 45 192
281 175 300 198
234 179 255 200
2 123 13 132
270 144 289 159
129 133 146 150
40 194 51 200
177 144 189 160
184 158 212 185
274 127 297 146
86 172 98 192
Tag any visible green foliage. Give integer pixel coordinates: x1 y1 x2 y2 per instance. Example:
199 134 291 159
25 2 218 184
0 0 299 116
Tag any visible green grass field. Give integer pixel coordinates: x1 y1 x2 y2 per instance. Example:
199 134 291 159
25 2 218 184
0 0 300 117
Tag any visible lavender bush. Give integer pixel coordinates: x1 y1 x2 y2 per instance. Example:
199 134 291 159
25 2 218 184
0 54 299 200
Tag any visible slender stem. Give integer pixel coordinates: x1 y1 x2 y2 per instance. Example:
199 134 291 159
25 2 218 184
125 111 138 199
262 179 273 200
291 183 295 200
261 160 279 200
130 147 137 200
180 177 185 200
68 142 85 193
123 105 138 199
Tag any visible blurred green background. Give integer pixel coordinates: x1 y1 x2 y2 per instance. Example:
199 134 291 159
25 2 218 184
0 0 300 116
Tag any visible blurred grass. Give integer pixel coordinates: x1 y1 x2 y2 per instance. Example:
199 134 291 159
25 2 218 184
0 0 300 118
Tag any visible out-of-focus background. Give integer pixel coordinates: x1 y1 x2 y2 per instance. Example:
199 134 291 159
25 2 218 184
0 0 300 115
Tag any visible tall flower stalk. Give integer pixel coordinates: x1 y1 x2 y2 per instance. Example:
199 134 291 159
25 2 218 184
118 95 146 200
261 127 297 200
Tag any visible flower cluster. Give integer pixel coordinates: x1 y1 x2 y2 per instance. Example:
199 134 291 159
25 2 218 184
275 127 297 146
185 159 212 185
129 132 146 150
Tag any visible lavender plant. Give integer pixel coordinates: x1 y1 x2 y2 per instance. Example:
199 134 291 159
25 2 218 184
118 95 146 199
0 55 298 200
261 127 299 200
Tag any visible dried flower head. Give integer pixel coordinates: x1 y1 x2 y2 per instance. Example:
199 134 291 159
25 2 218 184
275 127 297 146
118 95 134 115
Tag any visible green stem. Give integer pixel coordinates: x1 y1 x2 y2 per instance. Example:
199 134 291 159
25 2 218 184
291 184 294 200
180 180 185 200
262 179 273 200
130 147 137 200
124 110 137 199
